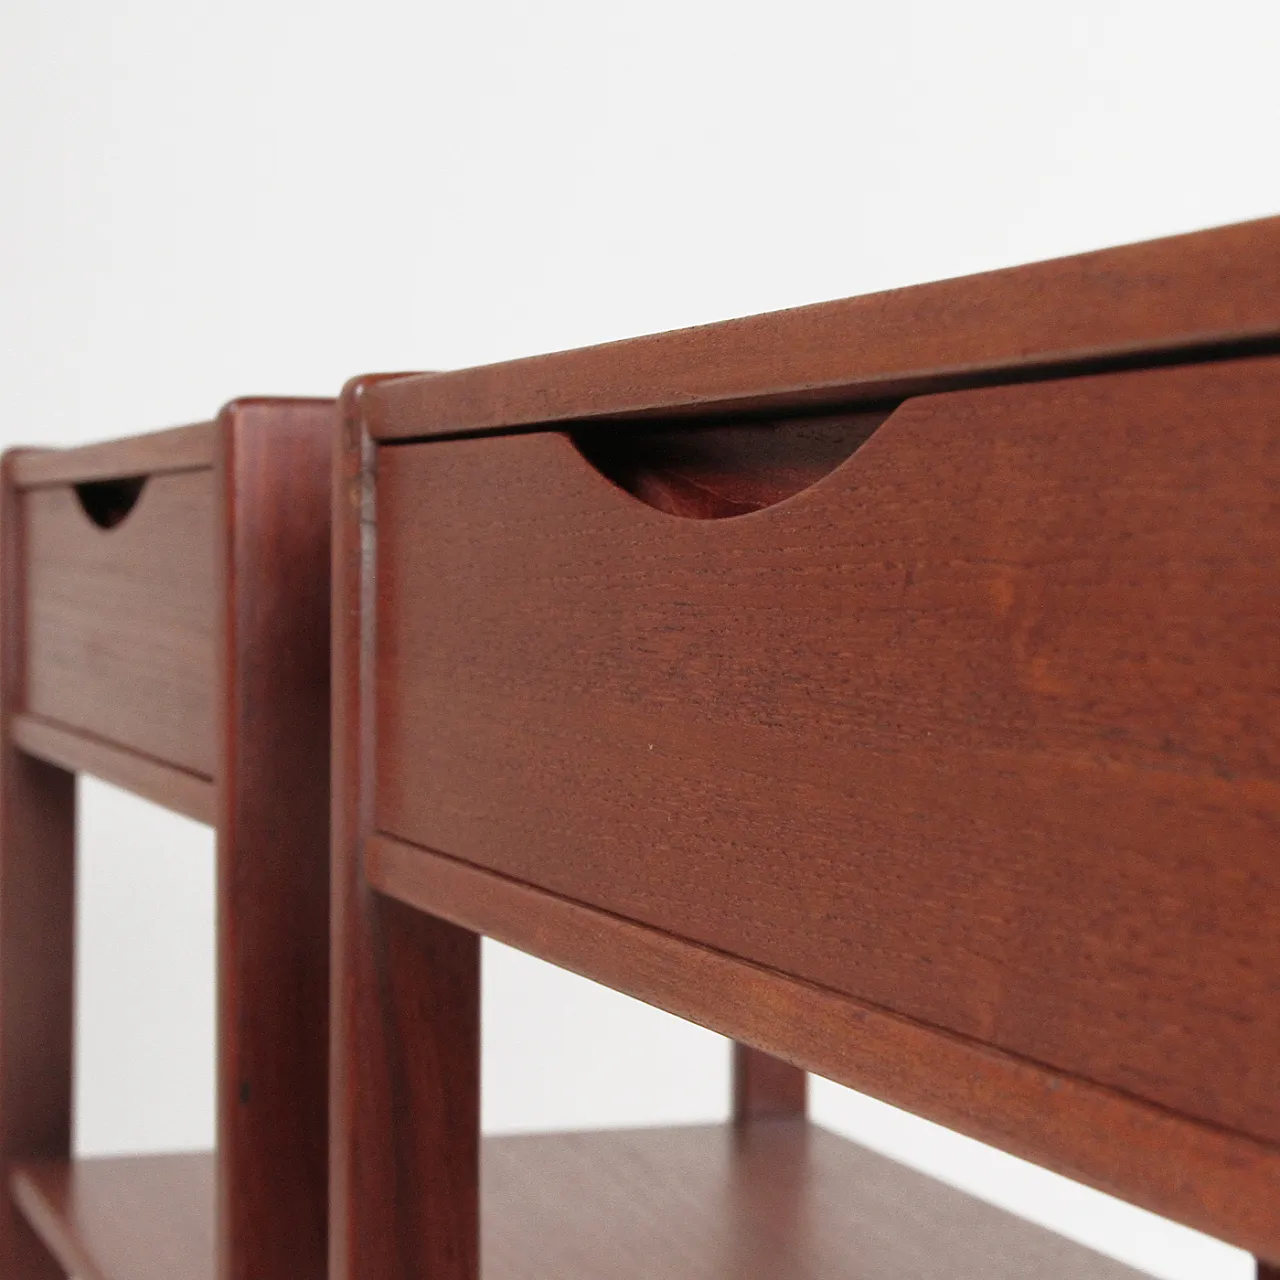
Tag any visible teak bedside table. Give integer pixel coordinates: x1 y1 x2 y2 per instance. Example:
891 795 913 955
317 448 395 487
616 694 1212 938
0 399 333 1280
334 216 1280 1279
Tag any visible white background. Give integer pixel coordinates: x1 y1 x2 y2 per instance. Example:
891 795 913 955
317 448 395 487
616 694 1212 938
2 3 1277 1277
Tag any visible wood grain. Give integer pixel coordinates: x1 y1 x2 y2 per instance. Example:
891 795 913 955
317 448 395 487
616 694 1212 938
330 376 479 1280
10 1154 213 1280
0 452 73 1280
5 404 337 1280
9 422 216 490
214 398 334 1280
11 712 214 824
367 830 1280 1261
483 1121 1147 1279
366 214 1280 441
376 354 1280 1150
11 1128 1144 1280
588 414 821 1133
23 468 215 775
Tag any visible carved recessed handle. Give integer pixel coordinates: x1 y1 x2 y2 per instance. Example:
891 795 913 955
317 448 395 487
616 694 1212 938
571 407 895 519
73 475 148 529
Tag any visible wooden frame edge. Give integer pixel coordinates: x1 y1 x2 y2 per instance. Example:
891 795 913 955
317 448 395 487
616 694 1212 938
330 377 480 1280
365 216 1280 442
365 828 1280 1261
9 422 217 490
10 713 214 825
329 377 381 1280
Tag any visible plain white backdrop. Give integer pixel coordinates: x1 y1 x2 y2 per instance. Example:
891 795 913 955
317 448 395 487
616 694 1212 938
2 2 1278 1276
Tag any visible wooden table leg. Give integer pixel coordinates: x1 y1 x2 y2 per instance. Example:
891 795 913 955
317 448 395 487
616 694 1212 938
214 401 335 1280
732 1043 808 1123
330 381 480 1280
0 453 74 1279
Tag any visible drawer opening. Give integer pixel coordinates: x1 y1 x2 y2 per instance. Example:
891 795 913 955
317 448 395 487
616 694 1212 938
570 405 897 518
74 475 148 529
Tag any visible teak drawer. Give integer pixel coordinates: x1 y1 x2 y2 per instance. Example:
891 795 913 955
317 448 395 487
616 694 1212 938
375 353 1280 1151
22 464 215 776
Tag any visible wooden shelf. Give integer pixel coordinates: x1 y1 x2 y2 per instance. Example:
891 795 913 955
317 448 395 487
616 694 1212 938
485 1121 1145 1279
10 1152 213 1280
10 1124 1145 1279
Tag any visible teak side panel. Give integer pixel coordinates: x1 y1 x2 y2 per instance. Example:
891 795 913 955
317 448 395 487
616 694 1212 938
366 214 1280 440
375 355 1280 1150
23 469 215 776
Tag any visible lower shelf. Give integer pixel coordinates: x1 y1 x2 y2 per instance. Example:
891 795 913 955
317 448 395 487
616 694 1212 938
11 1122 1147 1280
483 1122 1147 1280
11 1152 212 1280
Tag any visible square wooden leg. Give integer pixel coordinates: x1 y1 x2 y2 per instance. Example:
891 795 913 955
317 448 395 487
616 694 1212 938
0 455 75 1279
330 380 480 1280
215 401 333 1280
732 1044 807 1124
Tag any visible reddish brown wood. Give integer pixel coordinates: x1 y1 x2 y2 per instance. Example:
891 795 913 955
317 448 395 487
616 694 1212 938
366 830 1280 1260
214 398 333 1280
5 403 335 1280
15 1126 1147 1280
572 409 889 908
732 1044 807 1123
11 713 214 824
342 223 1280 1274
0 452 72 1280
10 421 215 489
366 215 1280 442
1258 1263 1280 1278
483 1122 1147 1279
330 377 478 1280
23 468 216 776
375 355 1280 1156
10 1154 213 1280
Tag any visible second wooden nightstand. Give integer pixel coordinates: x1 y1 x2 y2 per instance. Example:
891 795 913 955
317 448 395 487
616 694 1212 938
0 398 332 1280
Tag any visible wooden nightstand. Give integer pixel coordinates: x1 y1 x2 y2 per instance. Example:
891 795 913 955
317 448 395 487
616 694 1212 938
0 399 333 1280
333 217 1280 1278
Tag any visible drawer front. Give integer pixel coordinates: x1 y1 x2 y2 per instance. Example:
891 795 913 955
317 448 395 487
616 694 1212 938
24 469 216 775
376 355 1280 1145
